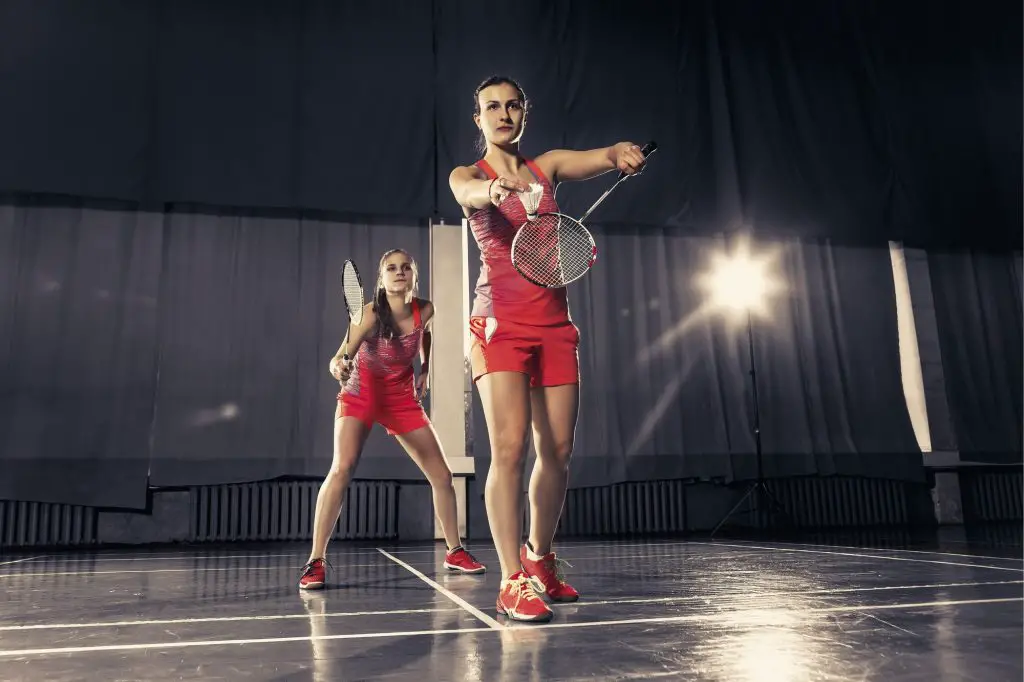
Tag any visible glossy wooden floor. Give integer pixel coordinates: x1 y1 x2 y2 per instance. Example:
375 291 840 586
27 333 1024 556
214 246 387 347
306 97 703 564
1 529 1021 681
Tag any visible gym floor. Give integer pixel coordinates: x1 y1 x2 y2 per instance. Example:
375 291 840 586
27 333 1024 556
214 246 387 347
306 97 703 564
1 531 1021 681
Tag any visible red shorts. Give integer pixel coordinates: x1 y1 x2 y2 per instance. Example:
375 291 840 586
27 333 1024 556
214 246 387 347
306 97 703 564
469 316 580 388
336 383 429 436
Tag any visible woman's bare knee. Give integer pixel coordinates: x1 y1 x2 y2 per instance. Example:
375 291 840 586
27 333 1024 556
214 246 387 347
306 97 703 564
327 458 357 482
541 438 574 470
490 436 528 471
427 465 454 490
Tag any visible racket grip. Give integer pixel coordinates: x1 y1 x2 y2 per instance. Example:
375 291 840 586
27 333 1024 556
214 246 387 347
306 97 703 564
617 140 657 180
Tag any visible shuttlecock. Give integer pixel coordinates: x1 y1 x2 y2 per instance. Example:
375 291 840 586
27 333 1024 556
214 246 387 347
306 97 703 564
520 182 544 220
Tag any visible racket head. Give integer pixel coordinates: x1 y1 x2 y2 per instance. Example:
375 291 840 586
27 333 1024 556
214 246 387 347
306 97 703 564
341 259 365 325
510 212 597 288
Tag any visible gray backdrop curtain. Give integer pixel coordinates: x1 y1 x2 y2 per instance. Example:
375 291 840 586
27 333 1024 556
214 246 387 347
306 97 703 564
468 228 924 488
148 208 432 487
0 196 429 507
927 250 1023 463
0 196 161 509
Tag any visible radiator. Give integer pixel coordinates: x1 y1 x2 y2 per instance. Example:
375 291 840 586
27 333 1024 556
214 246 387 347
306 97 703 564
0 500 97 548
549 477 910 537
556 480 689 537
771 477 909 528
190 480 398 542
961 470 1023 522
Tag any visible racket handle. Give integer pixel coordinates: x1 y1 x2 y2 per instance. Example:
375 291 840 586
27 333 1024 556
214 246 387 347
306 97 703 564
617 140 658 180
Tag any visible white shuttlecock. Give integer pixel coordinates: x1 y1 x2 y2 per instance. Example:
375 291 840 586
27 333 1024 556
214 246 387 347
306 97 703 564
520 182 544 219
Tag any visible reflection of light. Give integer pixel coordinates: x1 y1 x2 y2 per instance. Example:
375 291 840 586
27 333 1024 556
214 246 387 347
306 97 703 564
729 625 809 681
187 402 241 427
697 236 783 319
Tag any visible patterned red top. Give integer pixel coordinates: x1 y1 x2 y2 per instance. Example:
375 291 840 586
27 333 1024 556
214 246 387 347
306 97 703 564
341 298 422 397
467 158 570 326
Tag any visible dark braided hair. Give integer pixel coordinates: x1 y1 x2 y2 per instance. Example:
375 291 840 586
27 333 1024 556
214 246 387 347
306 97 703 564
372 248 419 340
473 75 529 156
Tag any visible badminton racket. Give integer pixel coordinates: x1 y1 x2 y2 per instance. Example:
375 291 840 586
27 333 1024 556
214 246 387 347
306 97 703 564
510 141 658 288
340 259 365 364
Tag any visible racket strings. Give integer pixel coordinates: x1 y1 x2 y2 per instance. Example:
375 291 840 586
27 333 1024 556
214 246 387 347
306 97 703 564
342 263 365 323
513 214 595 288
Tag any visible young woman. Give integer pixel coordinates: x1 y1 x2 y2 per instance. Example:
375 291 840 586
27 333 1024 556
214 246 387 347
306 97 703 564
299 248 485 589
448 76 647 621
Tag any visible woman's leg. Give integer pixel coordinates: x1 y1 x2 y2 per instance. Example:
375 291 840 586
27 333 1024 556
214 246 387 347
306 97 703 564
527 383 579 557
306 415 372 564
394 423 461 551
476 371 532 580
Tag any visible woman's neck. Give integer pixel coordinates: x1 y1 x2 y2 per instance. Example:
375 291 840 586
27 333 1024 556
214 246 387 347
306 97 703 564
386 293 410 312
485 143 523 175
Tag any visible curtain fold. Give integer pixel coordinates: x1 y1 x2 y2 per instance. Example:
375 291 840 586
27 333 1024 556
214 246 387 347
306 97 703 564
928 250 1023 463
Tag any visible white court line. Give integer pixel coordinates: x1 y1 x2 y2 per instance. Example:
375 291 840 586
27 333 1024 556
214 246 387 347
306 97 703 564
6 579 1015 633
751 539 1024 563
376 548 503 630
576 579 1024 608
0 606 461 632
0 596 1017 658
15 553 329 564
0 556 46 567
692 541 1024 573
0 563 392 579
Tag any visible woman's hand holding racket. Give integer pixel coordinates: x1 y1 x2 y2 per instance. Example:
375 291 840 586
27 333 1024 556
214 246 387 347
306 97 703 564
611 142 650 178
329 355 353 385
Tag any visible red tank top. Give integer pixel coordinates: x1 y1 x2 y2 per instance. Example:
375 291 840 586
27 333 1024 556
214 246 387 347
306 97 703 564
342 299 423 396
467 158 570 326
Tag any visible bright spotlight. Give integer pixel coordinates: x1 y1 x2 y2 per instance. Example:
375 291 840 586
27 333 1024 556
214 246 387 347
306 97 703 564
697 238 781 318
696 235 793 536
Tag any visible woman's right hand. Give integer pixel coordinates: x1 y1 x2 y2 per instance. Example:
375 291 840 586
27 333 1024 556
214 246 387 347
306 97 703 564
329 355 352 384
488 176 529 207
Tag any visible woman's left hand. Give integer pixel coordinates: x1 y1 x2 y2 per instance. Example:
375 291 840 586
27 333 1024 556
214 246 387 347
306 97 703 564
611 142 647 177
415 372 430 401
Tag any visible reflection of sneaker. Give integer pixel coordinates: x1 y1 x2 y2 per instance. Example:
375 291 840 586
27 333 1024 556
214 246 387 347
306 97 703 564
444 546 487 574
520 545 579 602
495 571 553 622
298 558 327 590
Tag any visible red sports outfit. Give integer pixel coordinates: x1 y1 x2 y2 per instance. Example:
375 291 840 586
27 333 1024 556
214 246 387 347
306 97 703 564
468 158 580 387
336 299 429 435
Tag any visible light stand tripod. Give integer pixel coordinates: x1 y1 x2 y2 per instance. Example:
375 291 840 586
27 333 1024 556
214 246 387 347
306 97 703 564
710 309 792 538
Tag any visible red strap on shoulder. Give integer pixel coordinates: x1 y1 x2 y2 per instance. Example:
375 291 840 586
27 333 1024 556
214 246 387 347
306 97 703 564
475 159 498 179
412 298 422 328
523 158 551 186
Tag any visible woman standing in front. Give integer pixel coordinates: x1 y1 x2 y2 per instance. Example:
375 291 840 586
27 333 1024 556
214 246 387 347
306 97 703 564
448 75 647 622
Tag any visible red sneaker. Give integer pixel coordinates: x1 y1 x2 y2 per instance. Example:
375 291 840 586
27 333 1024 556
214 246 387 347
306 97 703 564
298 558 327 590
495 571 553 622
444 546 487 574
520 544 579 602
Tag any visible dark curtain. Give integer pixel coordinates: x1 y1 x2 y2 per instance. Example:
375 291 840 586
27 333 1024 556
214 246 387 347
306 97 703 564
468 230 923 488
927 250 1023 463
0 197 161 508
148 209 431 486
0 196 430 507
0 0 1018 248
0 0 435 217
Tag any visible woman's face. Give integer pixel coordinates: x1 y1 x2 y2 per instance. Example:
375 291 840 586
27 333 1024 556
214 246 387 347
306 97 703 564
475 82 526 147
380 251 416 295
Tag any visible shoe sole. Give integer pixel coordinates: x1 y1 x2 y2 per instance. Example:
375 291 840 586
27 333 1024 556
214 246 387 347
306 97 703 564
495 605 553 622
299 581 325 590
444 563 487 574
